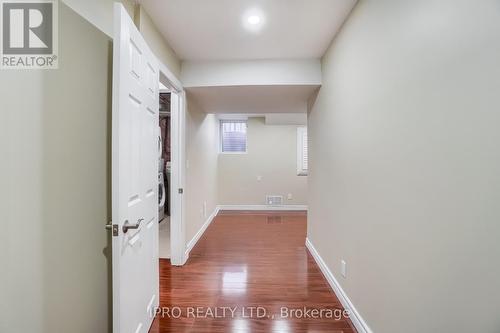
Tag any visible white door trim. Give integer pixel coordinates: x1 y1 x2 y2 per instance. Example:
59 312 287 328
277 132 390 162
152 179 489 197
158 61 186 266
158 61 182 93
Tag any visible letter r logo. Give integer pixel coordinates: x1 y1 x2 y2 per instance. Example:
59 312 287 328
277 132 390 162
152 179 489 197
2 2 53 54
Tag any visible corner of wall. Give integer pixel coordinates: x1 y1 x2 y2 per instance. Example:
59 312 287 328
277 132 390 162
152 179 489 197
135 5 182 78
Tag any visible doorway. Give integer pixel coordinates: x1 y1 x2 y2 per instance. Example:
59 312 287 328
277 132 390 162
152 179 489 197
158 86 171 258
158 69 186 266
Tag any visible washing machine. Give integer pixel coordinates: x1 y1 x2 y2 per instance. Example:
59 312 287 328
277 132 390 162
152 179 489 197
158 127 166 221
158 171 166 222
158 128 163 172
165 161 171 216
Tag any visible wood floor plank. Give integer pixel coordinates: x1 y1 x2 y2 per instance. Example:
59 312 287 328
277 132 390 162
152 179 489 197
149 211 357 333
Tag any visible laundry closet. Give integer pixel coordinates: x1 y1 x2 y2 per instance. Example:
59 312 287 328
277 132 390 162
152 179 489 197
158 88 171 258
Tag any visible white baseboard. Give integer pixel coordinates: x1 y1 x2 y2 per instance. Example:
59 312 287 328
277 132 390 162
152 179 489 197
218 204 308 211
305 238 373 333
185 206 220 259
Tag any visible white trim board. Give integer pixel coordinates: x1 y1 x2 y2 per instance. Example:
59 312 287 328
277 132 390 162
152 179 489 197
184 206 220 260
218 205 308 211
158 55 184 266
305 238 373 333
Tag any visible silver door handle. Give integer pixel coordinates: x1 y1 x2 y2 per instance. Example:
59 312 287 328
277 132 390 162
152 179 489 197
122 218 143 233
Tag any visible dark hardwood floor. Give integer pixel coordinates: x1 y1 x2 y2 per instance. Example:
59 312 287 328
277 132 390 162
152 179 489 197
149 211 357 333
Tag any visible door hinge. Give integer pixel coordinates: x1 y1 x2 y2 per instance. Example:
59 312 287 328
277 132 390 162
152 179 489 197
105 223 119 236
178 188 184 194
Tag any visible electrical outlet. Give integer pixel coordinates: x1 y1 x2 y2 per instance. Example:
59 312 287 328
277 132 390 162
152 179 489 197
257 175 262 181
341 260 347 278
203 202 207 218
287 193 293 200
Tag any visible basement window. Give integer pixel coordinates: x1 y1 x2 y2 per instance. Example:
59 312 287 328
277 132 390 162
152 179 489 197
297 127 308 176
220 120 247 153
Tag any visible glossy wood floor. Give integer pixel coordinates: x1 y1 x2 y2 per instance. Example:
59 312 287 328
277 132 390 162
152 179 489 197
149 211 357 333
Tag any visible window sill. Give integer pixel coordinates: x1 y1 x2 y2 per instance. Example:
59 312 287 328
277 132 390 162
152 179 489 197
219 151 248 155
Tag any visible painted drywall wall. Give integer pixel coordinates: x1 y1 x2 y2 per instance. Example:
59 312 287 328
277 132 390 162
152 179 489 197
185 99 219 244
0 4 112 332
266 113 307 126
135 5 182 78
62 0 135 37
62 1 181 78
181 59 321 87
307 1 500 332
218 118 307 206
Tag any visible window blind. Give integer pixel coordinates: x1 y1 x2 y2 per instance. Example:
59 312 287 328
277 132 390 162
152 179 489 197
301 129 308 170
297 127 308 175
221 120 247 153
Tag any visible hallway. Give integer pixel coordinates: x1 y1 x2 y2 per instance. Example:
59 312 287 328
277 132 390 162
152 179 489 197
150 211 356 332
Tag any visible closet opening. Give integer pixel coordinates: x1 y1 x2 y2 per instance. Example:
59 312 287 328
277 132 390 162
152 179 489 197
158 83 171 259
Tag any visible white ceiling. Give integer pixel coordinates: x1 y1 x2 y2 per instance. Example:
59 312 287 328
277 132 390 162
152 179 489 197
139 0 357 61
186 85 319 114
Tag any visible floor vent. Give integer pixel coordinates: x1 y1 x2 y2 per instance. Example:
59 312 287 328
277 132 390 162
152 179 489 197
267 216 283 224
266 195 284 206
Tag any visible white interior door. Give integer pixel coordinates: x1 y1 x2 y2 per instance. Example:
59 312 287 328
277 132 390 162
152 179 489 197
111 3 159 333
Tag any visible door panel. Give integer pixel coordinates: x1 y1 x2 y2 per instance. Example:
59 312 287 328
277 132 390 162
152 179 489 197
112 4 159 333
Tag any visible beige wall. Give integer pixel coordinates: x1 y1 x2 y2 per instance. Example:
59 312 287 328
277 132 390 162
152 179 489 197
0 4 112 332
0 2 185 332
62 1 181 78
218 118 307 206
134 6 182 78
185 99 219 242
62 0 136 37
308 1 500 332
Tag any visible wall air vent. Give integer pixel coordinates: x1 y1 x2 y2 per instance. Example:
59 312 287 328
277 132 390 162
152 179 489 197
266 195 284 206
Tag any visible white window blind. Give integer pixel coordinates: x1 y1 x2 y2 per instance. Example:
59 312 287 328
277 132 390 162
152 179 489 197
220 120 247 153
297 127 308 176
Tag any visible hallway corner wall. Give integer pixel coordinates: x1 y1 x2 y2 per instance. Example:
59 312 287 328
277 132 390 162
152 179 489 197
61 0 182 78
185 98 219 246
134 5 181 78
307 0 500 332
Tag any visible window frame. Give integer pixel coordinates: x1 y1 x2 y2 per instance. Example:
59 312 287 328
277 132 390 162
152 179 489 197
297 126 308 176
219 119 248 154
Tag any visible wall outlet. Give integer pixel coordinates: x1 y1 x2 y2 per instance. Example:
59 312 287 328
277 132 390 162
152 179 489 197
203 201 207 218
257 175 262 181
287 193 293 200
341 260 347 279
186 159 190 169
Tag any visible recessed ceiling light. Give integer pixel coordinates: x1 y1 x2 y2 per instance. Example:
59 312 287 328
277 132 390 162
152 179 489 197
242 9 265 32
247 15 261 25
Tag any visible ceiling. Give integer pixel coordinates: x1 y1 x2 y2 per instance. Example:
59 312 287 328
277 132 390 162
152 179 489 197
186 85 319 114
139 0 357 61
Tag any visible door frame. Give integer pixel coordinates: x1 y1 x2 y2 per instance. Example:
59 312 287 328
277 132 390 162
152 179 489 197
158 62 187 266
